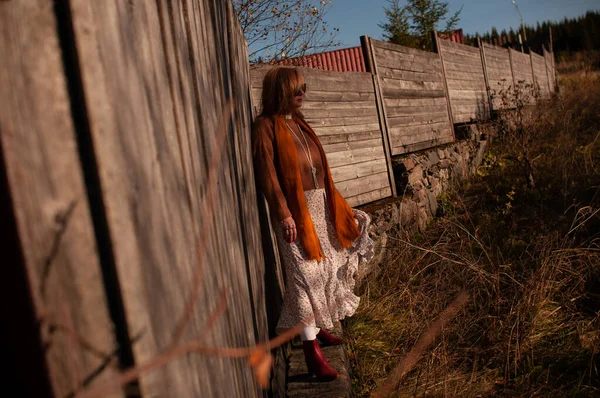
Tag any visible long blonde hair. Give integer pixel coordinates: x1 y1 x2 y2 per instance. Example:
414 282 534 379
260 67 305 118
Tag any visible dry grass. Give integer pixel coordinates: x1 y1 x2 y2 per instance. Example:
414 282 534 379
346 76 600 397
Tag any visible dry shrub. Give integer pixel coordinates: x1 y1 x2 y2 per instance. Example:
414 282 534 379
346 75 600 397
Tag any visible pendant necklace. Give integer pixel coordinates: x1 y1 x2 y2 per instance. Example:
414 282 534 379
285 120 319 189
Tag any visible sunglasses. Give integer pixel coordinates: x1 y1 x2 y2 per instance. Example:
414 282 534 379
294 83 307 96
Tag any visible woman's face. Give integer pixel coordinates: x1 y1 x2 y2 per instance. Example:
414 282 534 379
290 82 306 110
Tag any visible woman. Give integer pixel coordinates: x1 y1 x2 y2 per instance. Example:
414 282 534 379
252 67 373 381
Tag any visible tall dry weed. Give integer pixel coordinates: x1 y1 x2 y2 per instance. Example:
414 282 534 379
347 75 600 397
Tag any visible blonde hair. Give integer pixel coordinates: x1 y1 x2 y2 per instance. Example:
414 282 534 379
260 67 305 117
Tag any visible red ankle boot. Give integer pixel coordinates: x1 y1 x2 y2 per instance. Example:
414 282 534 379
302 339 338 381
317 329 344 346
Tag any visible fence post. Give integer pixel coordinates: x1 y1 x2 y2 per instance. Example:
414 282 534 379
543 46 553 95
508 48 518 97
529 50 538 101
432 30 456 138
478 37 493 117
360 35 397 197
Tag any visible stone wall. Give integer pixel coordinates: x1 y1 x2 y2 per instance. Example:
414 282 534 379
357 124 489 284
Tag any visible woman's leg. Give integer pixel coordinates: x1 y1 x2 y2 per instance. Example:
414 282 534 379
302 333 338 381
299 326 317 341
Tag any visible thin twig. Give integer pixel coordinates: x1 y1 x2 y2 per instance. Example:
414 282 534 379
371 292 469 398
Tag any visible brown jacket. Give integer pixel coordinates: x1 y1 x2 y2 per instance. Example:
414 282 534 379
251 114 360 260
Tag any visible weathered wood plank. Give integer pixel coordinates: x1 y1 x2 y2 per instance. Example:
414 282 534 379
313 123 381 136
392 134 454 155
381 77 445 91
510 50 532 64
304 106 378 119
374 49 442 73
336 172 390 199
384 97 447 107
389 121 451 141
374 46 442 68
438 39 480 53
483 50 511 61
304 90 376 102
345 187 391 207
432 30 456 139
441 61 486 73
444 69 489 81
0 2 121 396
325 145 386 169
302 100 375 110
318 129 382 145
447 89 489 100
224 0 270 349
486 66 513 77
446 79 487 90
371 38 440 59
307 115 380 128
330 159 388 183
69 0 261 396
378 66 443 82
385 104 449 117
322 138 383 154
367 37 397 197
387 112 450 127
440 48 482 63
451 104 492 115
382 87 446 99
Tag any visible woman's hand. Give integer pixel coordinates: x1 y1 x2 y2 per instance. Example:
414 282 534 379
281 216 297 243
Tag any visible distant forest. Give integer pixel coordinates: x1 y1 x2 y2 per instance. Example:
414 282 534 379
464 10 600 59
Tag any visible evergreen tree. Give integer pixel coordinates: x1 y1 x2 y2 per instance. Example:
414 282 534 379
491 26 499 45
379 0 414 47
470 10 600 57
379 0 462 50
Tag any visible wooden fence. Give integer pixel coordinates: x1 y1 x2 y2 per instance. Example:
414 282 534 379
544 48 557 93
481 42 515 110
509 48 537 103
436 36 490 123
1 0 270 397
365 37 454 155
531 51 550 97
1 1 559 396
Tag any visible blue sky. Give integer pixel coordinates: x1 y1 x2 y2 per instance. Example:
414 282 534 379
325 0 600 48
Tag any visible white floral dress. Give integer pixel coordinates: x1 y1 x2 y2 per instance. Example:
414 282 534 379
275 188 374 332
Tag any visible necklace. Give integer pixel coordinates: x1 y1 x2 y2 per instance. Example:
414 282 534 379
285 120 319 189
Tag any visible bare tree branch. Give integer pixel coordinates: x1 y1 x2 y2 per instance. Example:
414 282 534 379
233 0 340 62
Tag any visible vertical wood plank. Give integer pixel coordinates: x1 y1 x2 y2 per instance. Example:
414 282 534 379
366 36 398 197
529 50 538 99
67 0 261 396
543 47 553 94
478 37 493 114
508 46 517 91
433 30 456 134
0 1 122 396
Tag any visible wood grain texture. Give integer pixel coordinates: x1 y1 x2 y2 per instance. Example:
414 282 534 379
346 187 392 207
370 38 440 59
509 48 535 103
366 37 397 197
371 37 454 154
544 49 557 93
330 159 388 183
437 38 490 122
530 52 550 97
68 0 263 396
0 1 121 396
